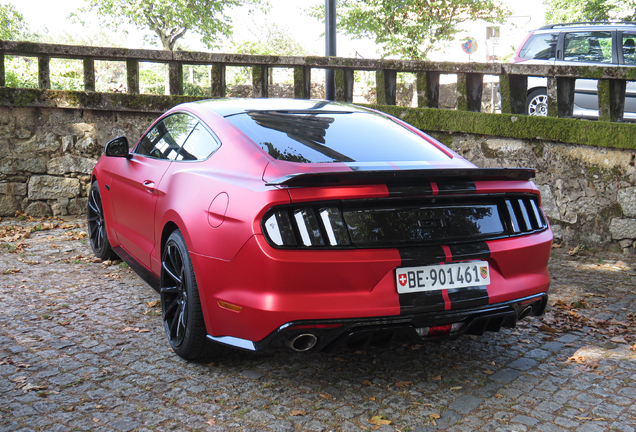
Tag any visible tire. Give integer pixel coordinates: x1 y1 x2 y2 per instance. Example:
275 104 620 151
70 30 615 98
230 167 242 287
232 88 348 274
161 230 209 360
87 181 117 260
526 88 548 116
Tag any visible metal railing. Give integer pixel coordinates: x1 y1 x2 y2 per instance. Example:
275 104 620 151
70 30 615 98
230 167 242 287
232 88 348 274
2 40 636 122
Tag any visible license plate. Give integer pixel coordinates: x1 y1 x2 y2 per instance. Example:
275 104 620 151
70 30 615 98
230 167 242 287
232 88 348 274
395 261 490 294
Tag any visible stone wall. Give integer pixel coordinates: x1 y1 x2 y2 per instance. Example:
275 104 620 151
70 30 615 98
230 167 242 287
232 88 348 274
451 134 636 253
1 105 635 253
0 107 156 217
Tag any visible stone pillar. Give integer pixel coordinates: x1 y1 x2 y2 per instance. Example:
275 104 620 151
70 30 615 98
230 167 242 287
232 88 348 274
293 66 311 99
38 55 50 90
335 68 354 102
252 65 269 98
211 63 226 98
499 73 527 115
376 69 396 105
598 79 626 122
168 62 183 96
457 73 483 112
83 58 95 92
126 59 139 94
416 71 440 108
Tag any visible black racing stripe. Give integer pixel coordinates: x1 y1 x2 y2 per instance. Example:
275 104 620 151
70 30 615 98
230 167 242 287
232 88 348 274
446 286 489 310
398 246 446 267
448 242 490 261
387 181 433 197
435 180 476 194
399 291 446 313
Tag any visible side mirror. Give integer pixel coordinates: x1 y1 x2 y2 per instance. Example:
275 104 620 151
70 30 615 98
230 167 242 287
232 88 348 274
104 136 132 159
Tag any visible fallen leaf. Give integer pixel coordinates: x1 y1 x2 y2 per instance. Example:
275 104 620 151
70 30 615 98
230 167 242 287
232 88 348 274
395 381 411 388
450 386 463 390
290 410 306 416
362 380 373 386
319 393 332 399
495 394 504 399
368 415 392 426
206 419 216 426
483 369 494 375
431 375 442 381
429 413 441 419
538 323 559 333
122 327 140 333
146 300 160 308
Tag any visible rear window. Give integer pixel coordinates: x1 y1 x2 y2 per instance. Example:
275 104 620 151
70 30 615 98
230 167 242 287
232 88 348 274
225 111 449 163
519 33 558 60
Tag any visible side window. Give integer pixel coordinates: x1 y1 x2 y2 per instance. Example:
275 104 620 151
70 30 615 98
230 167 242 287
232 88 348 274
564 32 612 63
622 33 636 65
519 33 558 60
134 113 198 160
176 123 221 161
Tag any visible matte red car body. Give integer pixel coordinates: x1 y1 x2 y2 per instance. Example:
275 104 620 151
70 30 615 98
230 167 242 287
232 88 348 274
91 98 552 353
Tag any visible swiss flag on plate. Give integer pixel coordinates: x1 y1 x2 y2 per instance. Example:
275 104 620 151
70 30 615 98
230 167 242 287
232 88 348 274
398 273 407 286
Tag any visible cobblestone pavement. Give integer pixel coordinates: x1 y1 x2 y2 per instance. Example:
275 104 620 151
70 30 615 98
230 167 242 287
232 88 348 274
1 217 635 432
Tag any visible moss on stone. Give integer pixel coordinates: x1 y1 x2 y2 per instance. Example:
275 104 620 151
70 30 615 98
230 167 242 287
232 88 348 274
366 104 636 150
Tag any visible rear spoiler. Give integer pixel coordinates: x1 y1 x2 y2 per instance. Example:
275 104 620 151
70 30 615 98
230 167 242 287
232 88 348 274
265 168 535 187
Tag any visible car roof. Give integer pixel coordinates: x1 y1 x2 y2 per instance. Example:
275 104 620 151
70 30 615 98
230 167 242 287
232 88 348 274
536 22 636 32
188 98 370 118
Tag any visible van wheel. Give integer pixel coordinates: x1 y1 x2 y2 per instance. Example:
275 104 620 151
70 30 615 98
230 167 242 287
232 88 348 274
527 89 548 116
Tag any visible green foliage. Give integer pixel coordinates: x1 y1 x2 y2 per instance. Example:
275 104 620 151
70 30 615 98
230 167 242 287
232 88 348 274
544 0 636 23
0 3 27 40
76 0 262 50
308 0 511 60
5 56 38 89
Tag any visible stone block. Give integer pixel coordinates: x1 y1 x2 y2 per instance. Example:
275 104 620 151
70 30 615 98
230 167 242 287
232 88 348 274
25 201 51 217
0 195 21 216
0 183 27 196
618 187 636 218
28 176 81 200
47 155 98 175
67 197 88 215
609 218 636 240
0 157 47 175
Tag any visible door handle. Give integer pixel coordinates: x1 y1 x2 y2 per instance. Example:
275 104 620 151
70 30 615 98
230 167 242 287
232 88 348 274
143 180 156 192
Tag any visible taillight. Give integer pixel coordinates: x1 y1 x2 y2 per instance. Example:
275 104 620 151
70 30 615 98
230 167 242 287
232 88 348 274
263 205 352 248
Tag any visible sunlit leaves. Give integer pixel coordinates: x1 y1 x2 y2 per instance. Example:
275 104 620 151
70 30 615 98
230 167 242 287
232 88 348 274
308 0 511 60
77 0 261 50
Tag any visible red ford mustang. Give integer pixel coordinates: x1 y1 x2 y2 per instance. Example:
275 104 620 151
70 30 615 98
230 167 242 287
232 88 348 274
88 98 552 360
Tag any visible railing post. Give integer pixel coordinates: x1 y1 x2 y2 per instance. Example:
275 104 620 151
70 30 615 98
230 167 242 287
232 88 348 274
169 61 183 95
38 55 50 90
293 66 311 99
416 71 440 108
126 59 139 94
499 72 527 114
252 65 269 98
457 73 483 112
598 79 626 122
210 63 226 98
376 69 396 105
0 51 5 87
335 68 354 102
83 58 95 92
548 77 575 118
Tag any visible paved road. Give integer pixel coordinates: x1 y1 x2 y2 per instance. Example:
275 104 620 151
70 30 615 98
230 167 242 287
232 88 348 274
1 217 635 432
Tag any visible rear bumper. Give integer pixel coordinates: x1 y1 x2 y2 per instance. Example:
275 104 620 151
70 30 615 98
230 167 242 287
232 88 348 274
209 293 548 352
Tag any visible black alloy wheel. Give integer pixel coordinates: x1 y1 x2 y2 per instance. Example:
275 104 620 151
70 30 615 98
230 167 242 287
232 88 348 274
87 181 116 260
160 230 208 360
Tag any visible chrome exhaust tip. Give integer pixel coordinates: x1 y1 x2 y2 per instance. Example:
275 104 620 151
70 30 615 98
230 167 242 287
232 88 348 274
288 333 318 352
518 305 533 320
